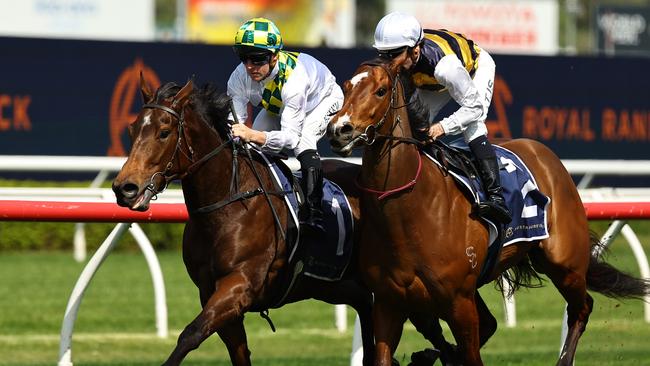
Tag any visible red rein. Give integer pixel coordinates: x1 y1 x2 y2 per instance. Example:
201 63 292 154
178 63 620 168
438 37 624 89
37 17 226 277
356 151 423 200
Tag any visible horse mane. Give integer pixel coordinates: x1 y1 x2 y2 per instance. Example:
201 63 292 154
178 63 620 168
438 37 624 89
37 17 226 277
154 81 232 138
395 74 431 141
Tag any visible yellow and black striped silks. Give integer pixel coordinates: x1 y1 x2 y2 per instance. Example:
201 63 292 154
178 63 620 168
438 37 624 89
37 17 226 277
261 51 299 115
412 29 482 92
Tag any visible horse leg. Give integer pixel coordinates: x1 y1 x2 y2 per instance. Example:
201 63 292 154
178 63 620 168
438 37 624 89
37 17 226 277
408 314 458 366
352 292 377 366
446 295 484 366
475 291 497 347
162 272 254 366
530 246 592 366
373 300 406 366
217 318 252 366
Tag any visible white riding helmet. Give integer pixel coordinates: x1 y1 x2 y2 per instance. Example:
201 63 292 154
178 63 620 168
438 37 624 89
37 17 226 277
373 12 424 51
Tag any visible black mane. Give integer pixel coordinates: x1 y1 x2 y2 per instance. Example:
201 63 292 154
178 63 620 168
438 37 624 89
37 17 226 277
399 74 432 141
154 81 232 138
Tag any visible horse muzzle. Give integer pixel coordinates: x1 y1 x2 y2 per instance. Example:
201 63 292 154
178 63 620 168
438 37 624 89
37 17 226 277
112 181 155 211
327 121 356 157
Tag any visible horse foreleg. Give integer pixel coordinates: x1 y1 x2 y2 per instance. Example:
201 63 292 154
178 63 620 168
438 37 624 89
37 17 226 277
352 292 377 366
372 300 406 366
217 318 252 366
446 295 484 366
162 272 254 366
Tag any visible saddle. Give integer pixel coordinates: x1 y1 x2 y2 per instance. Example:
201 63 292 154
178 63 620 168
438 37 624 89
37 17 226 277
421 138 550 286
253 150 356 303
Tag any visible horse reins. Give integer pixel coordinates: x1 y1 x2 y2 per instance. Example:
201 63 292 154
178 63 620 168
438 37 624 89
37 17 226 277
142 101 287 241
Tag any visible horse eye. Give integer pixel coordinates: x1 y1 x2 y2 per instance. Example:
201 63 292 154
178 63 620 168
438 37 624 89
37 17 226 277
376 88 387 97
159 129 171 139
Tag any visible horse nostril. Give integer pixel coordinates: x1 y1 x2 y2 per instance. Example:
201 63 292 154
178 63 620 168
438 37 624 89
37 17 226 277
340 123 353 136
119 182 140 199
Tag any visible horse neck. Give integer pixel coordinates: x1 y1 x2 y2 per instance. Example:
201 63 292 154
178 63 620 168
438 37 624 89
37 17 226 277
361 88 419 189
179 114 236 211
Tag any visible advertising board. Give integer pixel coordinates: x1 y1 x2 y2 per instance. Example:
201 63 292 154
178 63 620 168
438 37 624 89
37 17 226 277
387 0 559 55
0 37 648 162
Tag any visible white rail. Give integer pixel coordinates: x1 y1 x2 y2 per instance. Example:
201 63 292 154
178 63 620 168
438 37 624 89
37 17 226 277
2 155 650 366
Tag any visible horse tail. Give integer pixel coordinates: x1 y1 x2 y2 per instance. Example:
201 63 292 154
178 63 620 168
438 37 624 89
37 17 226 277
587 232 650 300
496 257 545 298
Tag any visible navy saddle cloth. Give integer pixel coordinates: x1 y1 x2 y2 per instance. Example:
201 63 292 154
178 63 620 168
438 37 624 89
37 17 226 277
425 138 551 285
258 152 355 282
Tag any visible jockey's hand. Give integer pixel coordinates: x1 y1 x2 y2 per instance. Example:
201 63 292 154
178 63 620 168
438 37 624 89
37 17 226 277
231 123 266 145
428 123 445 141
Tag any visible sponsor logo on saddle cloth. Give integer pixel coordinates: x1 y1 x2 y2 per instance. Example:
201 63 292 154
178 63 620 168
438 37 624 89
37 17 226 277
256 151 355 282
424 143 551 248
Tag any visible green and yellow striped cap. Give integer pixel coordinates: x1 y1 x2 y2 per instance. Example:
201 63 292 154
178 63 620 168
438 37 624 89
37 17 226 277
234 18 283 51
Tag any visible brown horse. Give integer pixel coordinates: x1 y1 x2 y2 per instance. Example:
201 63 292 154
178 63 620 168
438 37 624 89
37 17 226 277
112 76 378 365
327 55 650 366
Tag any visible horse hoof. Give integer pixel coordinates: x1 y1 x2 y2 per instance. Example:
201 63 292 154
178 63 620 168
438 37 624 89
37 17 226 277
407 348 440 366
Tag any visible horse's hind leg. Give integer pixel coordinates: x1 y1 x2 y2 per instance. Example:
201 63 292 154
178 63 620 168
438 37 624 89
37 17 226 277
475 291 497 347
530 237 592 366
408 314 456 366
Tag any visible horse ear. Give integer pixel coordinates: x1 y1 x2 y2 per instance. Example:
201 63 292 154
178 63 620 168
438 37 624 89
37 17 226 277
388 52 409 76
140 71 154 103
172 79 194 109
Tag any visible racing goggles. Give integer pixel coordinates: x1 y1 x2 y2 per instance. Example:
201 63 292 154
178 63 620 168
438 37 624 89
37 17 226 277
378 46 408 60
239 53 272 66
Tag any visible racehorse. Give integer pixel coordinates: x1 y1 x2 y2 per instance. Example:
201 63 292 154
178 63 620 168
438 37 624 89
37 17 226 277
327 54 650 366
112 76 378 365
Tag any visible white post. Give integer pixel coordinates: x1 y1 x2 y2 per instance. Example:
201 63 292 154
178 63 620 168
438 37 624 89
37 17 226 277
350 314 363 366
335 304 347 333
72 223 87 263
73 169 110 262
620 224 650 323
129 223 168 337
58 223 130 366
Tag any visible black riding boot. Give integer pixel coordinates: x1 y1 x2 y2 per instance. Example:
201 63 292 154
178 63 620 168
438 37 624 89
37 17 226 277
298 150 325 234
469 136 512 224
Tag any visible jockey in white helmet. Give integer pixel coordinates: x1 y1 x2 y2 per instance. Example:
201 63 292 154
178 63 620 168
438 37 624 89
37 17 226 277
373 11 511 224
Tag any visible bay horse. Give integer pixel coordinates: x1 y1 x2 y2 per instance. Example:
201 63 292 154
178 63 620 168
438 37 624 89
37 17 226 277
112 76 378 365
327 55 650 366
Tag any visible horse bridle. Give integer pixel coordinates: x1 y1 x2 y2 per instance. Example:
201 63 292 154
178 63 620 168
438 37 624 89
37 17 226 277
141 102 233 199
141 100 287 240
352 62 426 200
350 62 423 148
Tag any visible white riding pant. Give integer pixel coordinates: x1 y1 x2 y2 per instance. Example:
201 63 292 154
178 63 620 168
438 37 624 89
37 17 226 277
416 50 496 143
253 86 344 156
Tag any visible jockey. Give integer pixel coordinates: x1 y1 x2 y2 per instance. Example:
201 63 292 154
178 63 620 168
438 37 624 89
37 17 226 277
373 11 512 224
227 17 344 234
